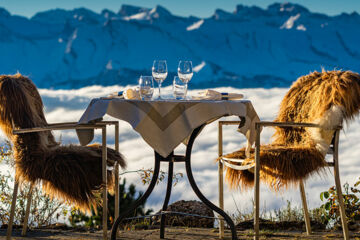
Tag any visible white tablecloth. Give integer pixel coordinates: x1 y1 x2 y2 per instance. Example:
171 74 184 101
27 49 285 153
77 99 259 158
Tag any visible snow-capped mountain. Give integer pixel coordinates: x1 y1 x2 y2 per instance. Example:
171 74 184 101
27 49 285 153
0 2 360 89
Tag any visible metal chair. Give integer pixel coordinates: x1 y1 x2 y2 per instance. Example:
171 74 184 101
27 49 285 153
217 120 349 240
6 121 121 240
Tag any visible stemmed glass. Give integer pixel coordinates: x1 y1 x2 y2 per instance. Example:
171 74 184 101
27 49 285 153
178 61 193 83
152 60 168 99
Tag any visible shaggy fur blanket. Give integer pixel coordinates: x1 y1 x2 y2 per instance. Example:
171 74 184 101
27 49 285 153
0 74 126 211
223 70 360 190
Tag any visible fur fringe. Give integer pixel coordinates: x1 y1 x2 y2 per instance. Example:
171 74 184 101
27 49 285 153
221 146 326 190
0 74 126 211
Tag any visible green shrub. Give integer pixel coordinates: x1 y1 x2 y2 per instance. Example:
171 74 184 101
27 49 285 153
320 178 360 226
0 142 67 227
68 178 153 228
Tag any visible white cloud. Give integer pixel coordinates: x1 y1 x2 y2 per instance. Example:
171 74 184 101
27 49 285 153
1 85 360 217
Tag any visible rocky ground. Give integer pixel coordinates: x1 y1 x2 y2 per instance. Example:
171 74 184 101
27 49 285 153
1 227 360 240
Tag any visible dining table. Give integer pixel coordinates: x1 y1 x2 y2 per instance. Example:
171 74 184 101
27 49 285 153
77 97 260 240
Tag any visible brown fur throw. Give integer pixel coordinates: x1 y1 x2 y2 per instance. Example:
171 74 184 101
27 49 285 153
0 74 126 211
223 70 360 190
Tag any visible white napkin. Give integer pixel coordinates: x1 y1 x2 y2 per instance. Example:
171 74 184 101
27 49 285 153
107 91 123 99
107 88 140 100
123 88 140 100
192 90 244 100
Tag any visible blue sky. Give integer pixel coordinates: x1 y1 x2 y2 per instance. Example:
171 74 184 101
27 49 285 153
0 0 359 18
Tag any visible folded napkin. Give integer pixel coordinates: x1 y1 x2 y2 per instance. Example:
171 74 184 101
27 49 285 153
106 88 140 100
123 88 140 100
192 90 244 100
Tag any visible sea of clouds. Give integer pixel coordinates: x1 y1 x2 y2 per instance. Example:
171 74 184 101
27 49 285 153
1 85 360 219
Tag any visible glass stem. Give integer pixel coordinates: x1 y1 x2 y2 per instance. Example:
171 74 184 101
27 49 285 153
158 82 162 98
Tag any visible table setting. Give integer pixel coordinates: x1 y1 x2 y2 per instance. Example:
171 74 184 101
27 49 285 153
104 60 244 102
76 60 258 158
75 59 260 240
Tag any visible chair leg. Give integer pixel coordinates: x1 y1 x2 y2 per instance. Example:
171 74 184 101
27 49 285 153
218 161 225 239
114 163 119 217
253 125 261 240
114 123 120 221
6 179 19 240
218 122 225 239
334 173 349 240
333 129 349 240
299 181 311 235
102 126 108 240
21 184 34 236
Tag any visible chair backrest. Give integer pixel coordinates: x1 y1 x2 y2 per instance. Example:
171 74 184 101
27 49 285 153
0 74 57 146
272 70 360 154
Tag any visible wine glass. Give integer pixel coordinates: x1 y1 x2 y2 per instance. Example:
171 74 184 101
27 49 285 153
139 76 154 100
152 60 168 99
178 60 193 83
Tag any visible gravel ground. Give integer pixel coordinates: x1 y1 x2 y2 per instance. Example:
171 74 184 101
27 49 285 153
1 227 360 240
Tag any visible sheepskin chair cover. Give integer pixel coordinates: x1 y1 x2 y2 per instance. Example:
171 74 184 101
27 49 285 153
223 70 360 190
0 74 126 211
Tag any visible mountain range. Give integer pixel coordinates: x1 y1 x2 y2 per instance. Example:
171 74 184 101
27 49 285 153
0 2 360 89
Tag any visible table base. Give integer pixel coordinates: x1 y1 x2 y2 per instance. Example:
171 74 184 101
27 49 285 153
110 125 238 240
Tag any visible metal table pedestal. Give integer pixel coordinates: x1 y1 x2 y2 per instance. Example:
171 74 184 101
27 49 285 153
111 124 238 240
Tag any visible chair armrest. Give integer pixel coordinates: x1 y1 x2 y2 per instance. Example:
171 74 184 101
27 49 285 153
256 121 342 130
46 121 118 126
219 120 342 130
12 121 119 134
218 120 242 126
218 120 339 167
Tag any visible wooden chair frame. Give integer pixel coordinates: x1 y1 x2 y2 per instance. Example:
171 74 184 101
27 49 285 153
6 121 121 240
218 120 349 240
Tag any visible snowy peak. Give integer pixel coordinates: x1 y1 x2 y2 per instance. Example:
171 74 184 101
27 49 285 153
212 9 233 20
268 2 309 15
0 4 360 89
211 5 267 21
32 8 71 23
186 19 204 31
234 5 266 17
118 4 149 17
32 8 103 24
70 8 103 24
101 9 117 19
149 5 172 19
280 13 306 31
123 5 174 22
213 3 311 21
280 13 301 29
